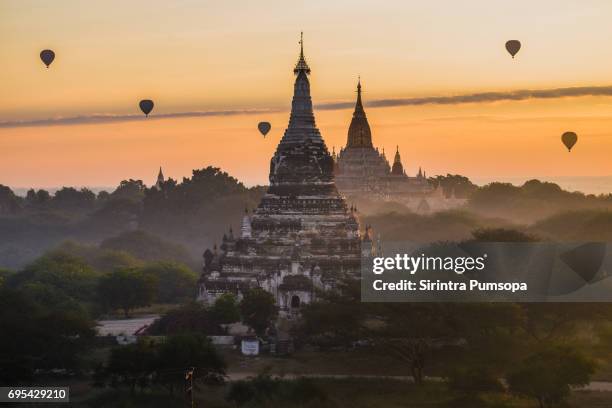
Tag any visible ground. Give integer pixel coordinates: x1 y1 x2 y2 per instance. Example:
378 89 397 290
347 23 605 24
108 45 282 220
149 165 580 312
54 378 612 407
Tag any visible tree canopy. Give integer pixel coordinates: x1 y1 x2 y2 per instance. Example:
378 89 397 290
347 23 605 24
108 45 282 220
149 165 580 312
240 288 278 336
97 268 157 317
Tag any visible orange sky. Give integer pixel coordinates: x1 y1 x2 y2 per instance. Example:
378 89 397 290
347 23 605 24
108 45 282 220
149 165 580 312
1 1 612 189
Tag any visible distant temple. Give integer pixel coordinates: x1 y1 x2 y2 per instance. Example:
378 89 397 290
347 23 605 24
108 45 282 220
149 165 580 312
334 80 465 213
154 167 165 190
197 35 371 315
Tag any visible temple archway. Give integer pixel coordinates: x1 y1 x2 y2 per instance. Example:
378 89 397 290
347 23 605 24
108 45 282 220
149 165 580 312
290 295 301 309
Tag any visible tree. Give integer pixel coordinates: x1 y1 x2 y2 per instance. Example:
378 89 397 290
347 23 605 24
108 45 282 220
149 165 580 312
0 185 22 215
25 189 50 207
100 230 193 265
0 287 95 383
471 227 539 242
373 303 455 385
139 261 197 303
240 288 277 336
57 241 143 274
146 302 225 335
428 174 477 198
212 293 241 324
103 334 225 395
449 303 526 374
156 334 226 394
51 187 96 211
7 250 100 302
507 345 596 408
111 179 146 202
106 340 158 393
447 367 504 407
97 269 157 317
295 280 365 350
0 268 13 287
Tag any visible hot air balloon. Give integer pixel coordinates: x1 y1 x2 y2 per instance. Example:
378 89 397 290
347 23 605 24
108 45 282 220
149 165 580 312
139 100 154 117
40 49 55 68
561 131 578 151
258 122 271 137
505 40 521 59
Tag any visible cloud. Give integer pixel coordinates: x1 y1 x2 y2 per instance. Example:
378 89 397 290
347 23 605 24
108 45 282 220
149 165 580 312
316 85 612 110
2 85 612 128
0 109 281 128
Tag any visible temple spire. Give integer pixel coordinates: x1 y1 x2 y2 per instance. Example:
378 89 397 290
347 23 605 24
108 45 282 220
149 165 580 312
268 32 334 191
346 77 373 148
356 76 363 112
391 146 405 176
294 31 310 74
155 166 165 189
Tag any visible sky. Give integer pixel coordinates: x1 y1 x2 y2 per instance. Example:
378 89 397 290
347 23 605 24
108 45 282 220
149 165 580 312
1 0 612 190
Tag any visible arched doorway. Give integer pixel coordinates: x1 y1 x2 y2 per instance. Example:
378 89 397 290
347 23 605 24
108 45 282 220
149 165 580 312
290 295 301 309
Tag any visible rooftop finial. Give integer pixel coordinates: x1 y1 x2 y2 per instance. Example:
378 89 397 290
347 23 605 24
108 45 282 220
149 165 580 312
294 32 311 74
300 31 304 57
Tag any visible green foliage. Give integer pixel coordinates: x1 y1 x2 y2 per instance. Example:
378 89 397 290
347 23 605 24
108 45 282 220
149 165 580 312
97 268 157 317
521 303 612 342
157 334 226 377
25 189 51 208
57 241 143 273
7 250 100 301
212 293 241 324
471 227 539 242
240 288 278 336
532 209 612 241
363 210 492 243
106 340 158 392
428 174 477 198
101 230 194 265
226 375 328 407
139 261 197 303
0 184 22 215
146 302 225 335
111 179 146 202
140 166 264 255
0 286 95 383
295 280 365 350
507 345 596 408
84 389 186 407
468 180 612 223
447 367 504 394
51 187 97 211
104 334 225 394
0 267 13 286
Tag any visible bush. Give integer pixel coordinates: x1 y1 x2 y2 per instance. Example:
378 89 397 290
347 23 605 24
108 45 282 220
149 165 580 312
140 261 197 303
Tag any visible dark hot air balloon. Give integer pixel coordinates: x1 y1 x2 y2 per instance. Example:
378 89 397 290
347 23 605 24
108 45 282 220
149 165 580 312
139 100 154 116
258 122 271 137
505 40 521 58
561 131 577 151
40 49 55 68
